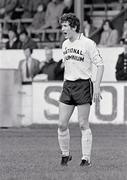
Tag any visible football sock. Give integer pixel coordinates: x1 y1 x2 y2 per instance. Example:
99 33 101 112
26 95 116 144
81 128 92 162
58 128 70 156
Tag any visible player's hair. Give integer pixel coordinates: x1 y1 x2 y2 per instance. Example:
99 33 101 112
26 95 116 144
59 13 80 33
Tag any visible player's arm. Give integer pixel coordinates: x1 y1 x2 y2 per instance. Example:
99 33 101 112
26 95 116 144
88 41 104 103
94 64 104 103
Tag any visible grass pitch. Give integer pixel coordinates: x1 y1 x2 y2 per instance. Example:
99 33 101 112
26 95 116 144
0 124 127 180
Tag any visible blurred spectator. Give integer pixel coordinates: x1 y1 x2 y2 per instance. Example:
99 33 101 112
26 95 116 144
27 3 46 31
111 0 124 11
39 47 57 80
18 47 40 84
19 0 42 18
83 16 97 38
0 23 4 49
5 27 21 49
62 0 74 14
115 38 127 81
40 0 51 8
55 59 64 80
99 19 119 47
120 19 127 44
0 23 3 42
39 47 64 80
40 0 65 42
19 29 38 49
40 0 65 29
17 0 30 18
0 0 18 19
27 0 50 18
28 0 43 17
16 0 44 18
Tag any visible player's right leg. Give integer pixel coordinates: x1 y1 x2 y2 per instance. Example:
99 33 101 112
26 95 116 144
78 104 92 167
58 102 74 166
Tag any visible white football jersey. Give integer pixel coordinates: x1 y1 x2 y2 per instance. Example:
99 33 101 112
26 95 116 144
62 33 103 81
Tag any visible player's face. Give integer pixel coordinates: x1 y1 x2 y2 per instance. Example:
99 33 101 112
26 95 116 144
61 21 75 39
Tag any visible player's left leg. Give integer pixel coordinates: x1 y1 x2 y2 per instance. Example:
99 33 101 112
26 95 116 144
77 103 92 167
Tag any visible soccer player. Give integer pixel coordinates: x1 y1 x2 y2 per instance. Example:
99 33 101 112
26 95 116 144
58 13 104 167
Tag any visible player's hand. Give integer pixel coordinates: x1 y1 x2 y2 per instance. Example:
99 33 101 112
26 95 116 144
93 86 102 103
93 93 102 103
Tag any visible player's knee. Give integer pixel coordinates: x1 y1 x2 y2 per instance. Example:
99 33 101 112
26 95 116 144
58 122 68 131
79 121 89 130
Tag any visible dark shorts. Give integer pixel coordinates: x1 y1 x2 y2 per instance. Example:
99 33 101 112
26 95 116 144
59 79 93 106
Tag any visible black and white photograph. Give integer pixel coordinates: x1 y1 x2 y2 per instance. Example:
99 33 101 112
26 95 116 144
0 0 127 180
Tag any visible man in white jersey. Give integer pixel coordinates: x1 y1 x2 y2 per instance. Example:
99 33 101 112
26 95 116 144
58 13 104 167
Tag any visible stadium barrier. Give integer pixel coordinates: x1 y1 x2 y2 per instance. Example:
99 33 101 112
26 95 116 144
32 80 127 125
0 77 127 127
0 69 21 127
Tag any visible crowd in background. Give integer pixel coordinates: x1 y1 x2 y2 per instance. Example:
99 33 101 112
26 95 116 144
18 46 64 84
0 0 127 82
0 0 74 49
0 0 127 48
0 0 127 49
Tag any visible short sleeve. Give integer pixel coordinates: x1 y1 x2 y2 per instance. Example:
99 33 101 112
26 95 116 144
88 40 103 66
62 41 66 62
